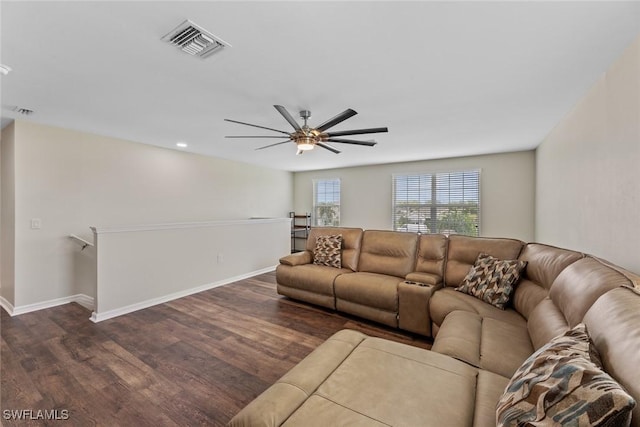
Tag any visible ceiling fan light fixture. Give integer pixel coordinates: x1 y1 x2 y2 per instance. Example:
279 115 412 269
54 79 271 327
296 136 315 151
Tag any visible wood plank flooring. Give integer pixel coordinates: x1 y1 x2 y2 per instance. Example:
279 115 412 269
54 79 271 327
1 271 431 426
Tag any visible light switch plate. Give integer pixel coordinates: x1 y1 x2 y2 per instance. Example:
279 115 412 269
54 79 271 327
31 218 42 229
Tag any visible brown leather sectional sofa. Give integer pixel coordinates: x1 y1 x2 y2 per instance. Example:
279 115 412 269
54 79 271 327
230 227 640 426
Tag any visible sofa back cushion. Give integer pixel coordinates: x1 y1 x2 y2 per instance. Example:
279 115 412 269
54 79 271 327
306 227 363 272
549 256 634 327
527 297 570 350
358 230 418 278
584 286 640 427
414 234 448 277
513 243 583 319
444 235 524 288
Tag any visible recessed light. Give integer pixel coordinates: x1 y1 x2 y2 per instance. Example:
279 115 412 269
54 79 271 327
176 142 188 148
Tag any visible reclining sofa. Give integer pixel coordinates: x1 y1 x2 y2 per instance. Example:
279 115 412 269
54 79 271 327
230 227 640 427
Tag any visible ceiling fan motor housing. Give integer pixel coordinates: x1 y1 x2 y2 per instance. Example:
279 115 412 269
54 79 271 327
300 110 311 120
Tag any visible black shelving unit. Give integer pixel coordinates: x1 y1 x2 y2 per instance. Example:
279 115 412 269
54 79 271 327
290 212 311 253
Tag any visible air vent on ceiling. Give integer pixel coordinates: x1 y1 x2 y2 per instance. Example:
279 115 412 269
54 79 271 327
162 19 231 59
8 106 34 115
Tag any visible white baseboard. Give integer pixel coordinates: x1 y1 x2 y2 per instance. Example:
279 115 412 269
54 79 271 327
90 265 276 323
0 296 15 315
74 294 96 311
1 267 275 322
1 294 95 316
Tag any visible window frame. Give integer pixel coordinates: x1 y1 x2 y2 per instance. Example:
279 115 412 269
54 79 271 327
312 178 341 227
391 169 481 236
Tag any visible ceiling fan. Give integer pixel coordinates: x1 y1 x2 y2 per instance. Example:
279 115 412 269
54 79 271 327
224 105 388 155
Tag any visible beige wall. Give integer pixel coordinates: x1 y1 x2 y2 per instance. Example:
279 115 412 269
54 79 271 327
6 120 293 308
294 150 536 242
1 122 16 306
92 219 290 320
536 35 639 274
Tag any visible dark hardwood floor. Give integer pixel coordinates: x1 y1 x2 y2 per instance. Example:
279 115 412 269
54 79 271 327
1 271 431 426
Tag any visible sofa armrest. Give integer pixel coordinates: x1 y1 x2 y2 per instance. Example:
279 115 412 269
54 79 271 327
279 251 312 266
398 280 441 337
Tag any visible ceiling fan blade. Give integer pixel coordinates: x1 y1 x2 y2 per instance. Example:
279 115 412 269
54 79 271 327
316 109 358 132
224 118 291 135
325 138 377 147
225 135 291 138
325 127 388 137
255 140 292 150
316 142 341 154
274 105 302 131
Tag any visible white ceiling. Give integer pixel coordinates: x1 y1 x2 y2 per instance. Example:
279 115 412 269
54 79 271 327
1 1 638 172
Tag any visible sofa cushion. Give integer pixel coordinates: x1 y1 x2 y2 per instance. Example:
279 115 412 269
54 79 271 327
312 234 342 268
412 233 448 281
432 310 533 378
283 395 388 426
549 256 634 327
456 253 527 309
335 270 404 327
479 317 534 378
474 370 511 427
430 287 527 330
308 334 478 427
230 330 482 427
526 256 633 352
527 297 570 350
335 300 398 328
276 264 352 309
444 235 524 288
357 230 418 278
431 310 482 368
496 324 636 427
305 227 363 271
512 243 583 319
334 272 400 312
584 286 640 427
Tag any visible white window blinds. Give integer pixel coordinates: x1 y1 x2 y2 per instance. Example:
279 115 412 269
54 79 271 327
392 170 480 236
313 179 341 226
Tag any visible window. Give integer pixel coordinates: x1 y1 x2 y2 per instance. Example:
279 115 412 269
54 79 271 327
313 179 340 226
392 170 480 236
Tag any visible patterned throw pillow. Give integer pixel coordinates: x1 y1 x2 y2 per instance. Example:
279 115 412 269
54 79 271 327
496 324 636 427
313 235 342 268
455 253 527 309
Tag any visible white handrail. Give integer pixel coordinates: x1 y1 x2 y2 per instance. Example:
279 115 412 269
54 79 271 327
69 234 94 250
90 217 290 234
